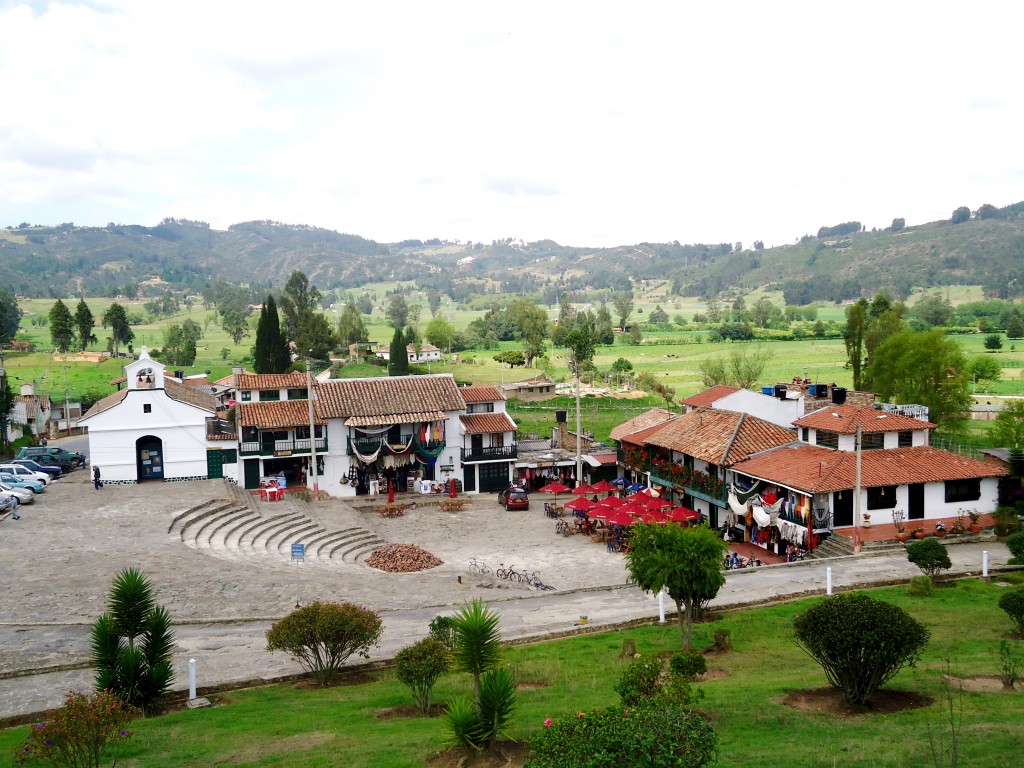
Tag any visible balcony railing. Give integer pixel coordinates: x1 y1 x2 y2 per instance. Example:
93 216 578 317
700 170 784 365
240 436 327 456
206 418 235 440
461 445 518 463
348 437 383 456
684 485 727 507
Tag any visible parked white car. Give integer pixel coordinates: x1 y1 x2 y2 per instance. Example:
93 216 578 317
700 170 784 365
0 463 52 486
0 481 34 504
0 492 14 515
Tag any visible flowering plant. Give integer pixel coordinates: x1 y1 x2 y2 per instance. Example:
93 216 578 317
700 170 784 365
935 521 948 533
14 690 136 768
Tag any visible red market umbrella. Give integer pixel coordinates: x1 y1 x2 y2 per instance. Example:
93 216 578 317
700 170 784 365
572 483 598 496
587 507 609 520
640 495 671 509
539 481 571 494
606 510 634 527
637 487 661 498
595 495 624 509
640 511 670 525
591 480 618 494
619 501 647 517
565 497 596 512
668 506 701 524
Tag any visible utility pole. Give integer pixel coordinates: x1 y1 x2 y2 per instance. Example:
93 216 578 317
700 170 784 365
62 365 71 437
305 351 320 498
573 351 582 486
0 350 8 450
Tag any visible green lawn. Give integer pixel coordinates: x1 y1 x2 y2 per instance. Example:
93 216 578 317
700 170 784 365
2 580 1020 767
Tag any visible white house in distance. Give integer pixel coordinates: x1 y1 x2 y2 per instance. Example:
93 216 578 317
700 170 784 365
376 343 443 364
78 348 230 484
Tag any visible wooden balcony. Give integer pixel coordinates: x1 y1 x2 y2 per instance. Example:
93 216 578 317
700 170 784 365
240 436 327 457
460 445 518 463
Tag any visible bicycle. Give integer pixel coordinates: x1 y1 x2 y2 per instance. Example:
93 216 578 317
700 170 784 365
555 519 570 536
497 563 524 582
469 557 492 575
523 571 556 590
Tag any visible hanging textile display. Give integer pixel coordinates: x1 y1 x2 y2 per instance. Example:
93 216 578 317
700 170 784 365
731 480 761 504
386 439 414 455
353 424 394 436
352 442 384 463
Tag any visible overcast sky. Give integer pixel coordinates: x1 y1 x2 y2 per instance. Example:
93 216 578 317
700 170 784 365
2 1 1022 249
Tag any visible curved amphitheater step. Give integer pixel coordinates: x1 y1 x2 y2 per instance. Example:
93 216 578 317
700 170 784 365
169 497 386 566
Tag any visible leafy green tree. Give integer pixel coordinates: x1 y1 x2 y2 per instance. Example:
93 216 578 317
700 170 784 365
985 333 1004 351
912 293 955 327
0 287 20 342
844 299 869 390
564 324 595 376
385 294 410 330
951 206 971 224
750 297 782 328
336 299 369 348
969 355 1002 392
90 567 175 713
265 601 383 686
48 300 75 352
253 295 290 374
508 298 549 367
296 311 338 360
906 539 952 584
220 307 250 346
101 303 134 357
976 203 999 220
698 345 773 389
279 270 322 339
794 593 929 706
864 329 972 431
424 316 456 352
493 350 526 368
629 323 643 345
394 636 450 714
594 304 615 345
388 327 409 376
612 291 634 330
625 523 726 651
74 299 96 351
890 217 906 231
0 375 15 451
161 320 202 366
427 290 442 318
1007 313 1024 339
648 305 669 324
994 400 1024 449
611 357 633 374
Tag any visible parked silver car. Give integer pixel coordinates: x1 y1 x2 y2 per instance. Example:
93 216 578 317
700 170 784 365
0 481 34 504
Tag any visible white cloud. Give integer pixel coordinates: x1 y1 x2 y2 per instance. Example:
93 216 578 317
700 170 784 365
2 1 1023 248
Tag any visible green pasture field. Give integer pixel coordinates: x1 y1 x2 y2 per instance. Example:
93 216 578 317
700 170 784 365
2 579 1019 767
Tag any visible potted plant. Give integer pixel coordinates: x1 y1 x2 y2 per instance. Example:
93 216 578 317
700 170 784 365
951 509 966 535
934 521 948 537
912 527 926 539
892 509 909 543
993 506 1021 538
968 509 982 534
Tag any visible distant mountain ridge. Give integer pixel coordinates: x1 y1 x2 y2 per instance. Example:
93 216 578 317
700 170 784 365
3 203 1024 300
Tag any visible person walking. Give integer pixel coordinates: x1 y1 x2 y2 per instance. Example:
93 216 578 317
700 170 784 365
9 495 20 520
93 465 102 490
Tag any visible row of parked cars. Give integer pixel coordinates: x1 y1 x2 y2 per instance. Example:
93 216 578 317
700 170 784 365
0 445 88 515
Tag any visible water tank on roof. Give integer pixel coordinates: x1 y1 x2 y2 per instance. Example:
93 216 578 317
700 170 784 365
555 409 567 423
773 384 788 400
813 383 829 397
832 386 847 405
761 386 773 395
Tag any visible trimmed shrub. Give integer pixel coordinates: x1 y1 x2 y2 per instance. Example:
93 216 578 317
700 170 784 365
1005 531 1024 564
614 657 663 706
14 690 136 768
265 601 383 686
525 705 718 768
395 637 450 714
998 640 1022 688
906 539 952 583
794 593 930 706
670 653 707 681
908 575 934 598
998 588 1024 637
428 614 457 651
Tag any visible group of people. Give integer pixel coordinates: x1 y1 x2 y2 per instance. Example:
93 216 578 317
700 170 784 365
725 551 763 569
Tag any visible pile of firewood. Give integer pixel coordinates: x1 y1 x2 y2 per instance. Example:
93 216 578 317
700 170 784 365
366 543 443 572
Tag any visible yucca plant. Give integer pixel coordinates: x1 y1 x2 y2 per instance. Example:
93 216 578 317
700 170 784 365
451 598 502 697
477 667 517 750
90 567 175 714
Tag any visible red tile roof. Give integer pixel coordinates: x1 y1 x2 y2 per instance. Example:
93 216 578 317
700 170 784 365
610 408 678 442
315 374 465 426
460 385 506 403
681 385 741 408
645 409 796 466
236 373 307 391
793 405 935 434
239 400 324 428
460 412 517 434
731 444 1006 493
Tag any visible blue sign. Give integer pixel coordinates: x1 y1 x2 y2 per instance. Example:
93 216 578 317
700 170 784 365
291 543 305 561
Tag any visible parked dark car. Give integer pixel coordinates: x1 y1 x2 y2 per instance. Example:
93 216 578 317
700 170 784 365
497 486 529 511
16 446 85 469
11 459 62 479
19 454 72 474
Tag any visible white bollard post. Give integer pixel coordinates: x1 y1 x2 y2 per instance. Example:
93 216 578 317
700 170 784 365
983 550 989 579
826 566 833 596
658 587 666 624
188 658 196 700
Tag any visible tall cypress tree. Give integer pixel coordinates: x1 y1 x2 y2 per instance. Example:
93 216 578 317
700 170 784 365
254 295 290 373
388 327 409 376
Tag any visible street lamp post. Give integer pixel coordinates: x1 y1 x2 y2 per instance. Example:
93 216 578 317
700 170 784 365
306 351 319 498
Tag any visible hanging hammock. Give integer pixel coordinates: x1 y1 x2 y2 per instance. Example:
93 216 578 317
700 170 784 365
731 480 761 504
414 437 445 461
386 439 414 455
353 442 383 463
353 424 394 436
